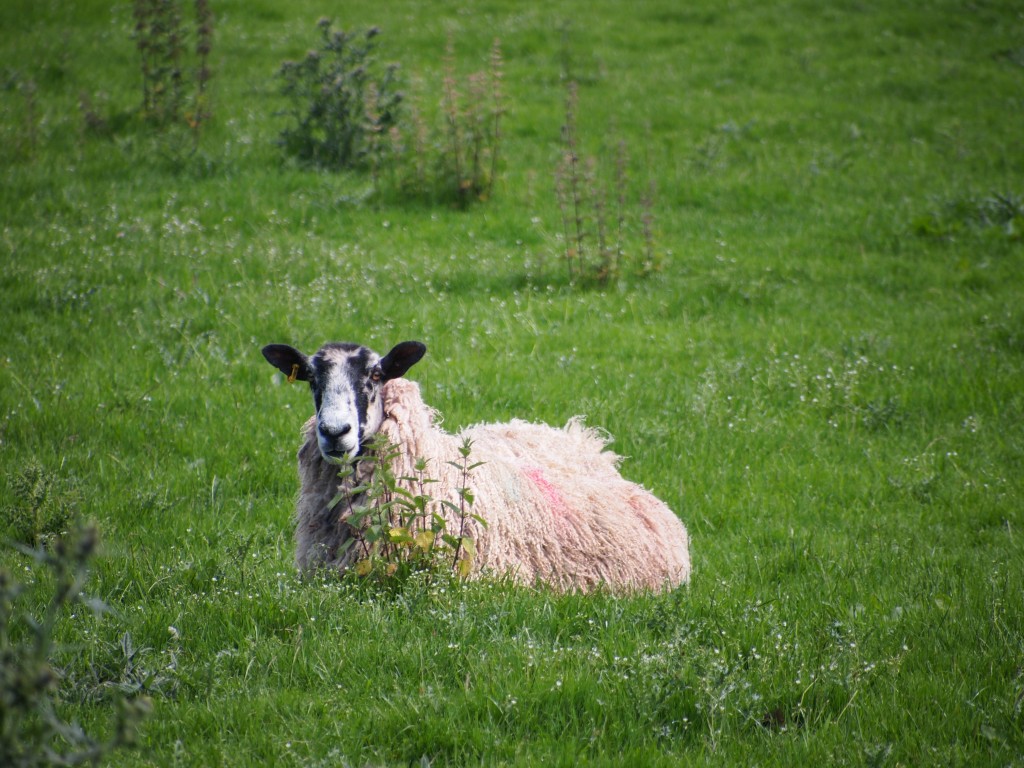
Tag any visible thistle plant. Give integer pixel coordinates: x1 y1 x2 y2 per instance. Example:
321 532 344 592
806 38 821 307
276 20 402 170
1 461 77 549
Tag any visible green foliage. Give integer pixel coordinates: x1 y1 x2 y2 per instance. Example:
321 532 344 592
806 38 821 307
0 526 150 767
274 24 505 208
1 462 77 549
331 436 485 584
913 191 1023 242
276 20 402 171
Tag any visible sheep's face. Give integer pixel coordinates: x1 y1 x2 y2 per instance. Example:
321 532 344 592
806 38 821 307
262 340 426 464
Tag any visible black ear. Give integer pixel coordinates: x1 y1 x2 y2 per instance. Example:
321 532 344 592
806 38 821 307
380 341 426 381
262 344 311 382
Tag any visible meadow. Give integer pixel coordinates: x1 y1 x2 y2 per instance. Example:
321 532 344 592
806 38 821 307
1 0 1023 765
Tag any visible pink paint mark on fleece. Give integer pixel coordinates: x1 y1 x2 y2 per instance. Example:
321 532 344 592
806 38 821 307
628 492 660 534
524 467 572 530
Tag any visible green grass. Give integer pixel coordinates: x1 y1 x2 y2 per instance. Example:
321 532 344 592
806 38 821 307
2 0 1023 764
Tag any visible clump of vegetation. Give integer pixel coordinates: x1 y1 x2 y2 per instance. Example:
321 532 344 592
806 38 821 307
274 22 505 207
276 19 402 171
913 191 1023 241
332 436 485 584
553 81 661 285
385 35 505 207
131 0 215 153
0 525 151 767
1 461 78 549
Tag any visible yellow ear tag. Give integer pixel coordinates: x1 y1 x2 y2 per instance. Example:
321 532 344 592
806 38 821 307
287 363 300 384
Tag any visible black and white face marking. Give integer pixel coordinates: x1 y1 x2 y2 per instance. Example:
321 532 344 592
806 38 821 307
262 340 427 464
310 344 381 463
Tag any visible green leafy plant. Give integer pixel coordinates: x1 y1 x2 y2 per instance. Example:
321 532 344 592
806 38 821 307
0 526 151 767
276 19 402 170
331 436 485 582
274 23 504 206
1 461 77 549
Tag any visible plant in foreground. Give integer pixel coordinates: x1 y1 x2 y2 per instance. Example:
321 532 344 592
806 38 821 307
330 436 486 583
0 525 150 767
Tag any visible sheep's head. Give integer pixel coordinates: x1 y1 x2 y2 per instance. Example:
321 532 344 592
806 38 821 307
262 340 426 464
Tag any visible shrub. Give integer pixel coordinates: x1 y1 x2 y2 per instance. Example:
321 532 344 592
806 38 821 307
274 23 505 208
276 19 402 171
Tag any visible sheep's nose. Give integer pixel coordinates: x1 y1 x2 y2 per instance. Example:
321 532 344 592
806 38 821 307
319 422 353 438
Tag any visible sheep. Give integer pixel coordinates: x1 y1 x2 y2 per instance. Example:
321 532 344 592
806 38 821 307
262 340 691 593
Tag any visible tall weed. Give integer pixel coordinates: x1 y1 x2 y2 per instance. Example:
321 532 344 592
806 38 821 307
553 81 663 285
131 0 215 156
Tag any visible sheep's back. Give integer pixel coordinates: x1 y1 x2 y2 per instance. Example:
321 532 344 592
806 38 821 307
381 378 691 593
461 419 690 592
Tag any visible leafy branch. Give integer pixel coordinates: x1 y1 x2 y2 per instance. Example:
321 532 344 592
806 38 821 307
328 436 485 582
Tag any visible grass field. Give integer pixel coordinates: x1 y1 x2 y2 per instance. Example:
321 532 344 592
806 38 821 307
2 0 1023 765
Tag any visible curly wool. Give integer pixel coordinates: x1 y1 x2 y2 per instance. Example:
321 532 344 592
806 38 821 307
295 378 691 593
